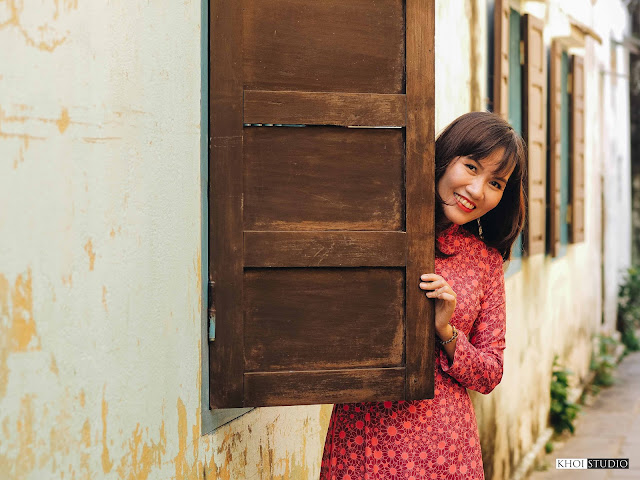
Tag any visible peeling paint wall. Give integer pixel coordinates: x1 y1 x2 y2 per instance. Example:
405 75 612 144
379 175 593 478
0 0 334 476
591 0 633 329
0 1 631 480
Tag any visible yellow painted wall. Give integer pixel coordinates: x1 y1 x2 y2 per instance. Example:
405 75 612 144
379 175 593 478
0 0 630 479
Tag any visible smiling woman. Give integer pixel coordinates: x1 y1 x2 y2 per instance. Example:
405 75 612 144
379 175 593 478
435 111 526 261
319 111 527 480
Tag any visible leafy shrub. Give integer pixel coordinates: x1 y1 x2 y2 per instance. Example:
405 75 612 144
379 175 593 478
549 356 581 434
590 335 618 387
618 266 640 351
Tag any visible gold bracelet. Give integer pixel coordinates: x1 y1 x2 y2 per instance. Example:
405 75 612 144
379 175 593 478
438 324 458 345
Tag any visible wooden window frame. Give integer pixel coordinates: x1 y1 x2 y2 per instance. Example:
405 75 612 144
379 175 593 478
493 0 511 119
505 6 523 275
569 55 585 243
549 41 580 257
492 5 550 263
522 13 546 256
548 40 563 257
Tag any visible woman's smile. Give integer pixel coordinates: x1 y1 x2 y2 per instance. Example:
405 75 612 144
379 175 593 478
453 192 476 211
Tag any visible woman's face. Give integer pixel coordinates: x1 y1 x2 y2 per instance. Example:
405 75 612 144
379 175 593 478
437 148 515 225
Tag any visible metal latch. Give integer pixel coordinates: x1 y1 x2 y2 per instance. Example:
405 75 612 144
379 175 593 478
208 279 216 341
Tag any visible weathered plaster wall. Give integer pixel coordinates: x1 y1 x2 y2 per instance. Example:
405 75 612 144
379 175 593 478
592 0 633 329
0 1 631 480
0 1 330 478
435 0 488 129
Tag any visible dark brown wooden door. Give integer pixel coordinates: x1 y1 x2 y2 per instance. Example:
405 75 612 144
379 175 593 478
209 0 436 408
522 14 546 255
570 55 585 243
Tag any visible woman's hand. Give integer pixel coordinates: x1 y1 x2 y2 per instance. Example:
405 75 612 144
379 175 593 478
419 274 457 335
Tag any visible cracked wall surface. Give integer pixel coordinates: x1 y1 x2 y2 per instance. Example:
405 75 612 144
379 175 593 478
0 0 631 479
0 0 332 478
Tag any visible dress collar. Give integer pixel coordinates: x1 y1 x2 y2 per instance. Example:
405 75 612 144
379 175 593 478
441 223 460 236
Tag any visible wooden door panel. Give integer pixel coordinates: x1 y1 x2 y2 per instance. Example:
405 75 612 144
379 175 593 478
244 368 406 406
244 268 404 371
209 0 245 409
244 231 407 268
210 0 435 408
243 127 405 231
244 91 407 127
243 0 405 93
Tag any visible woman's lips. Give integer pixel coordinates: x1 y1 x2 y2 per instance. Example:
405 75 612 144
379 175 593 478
454 193 476 212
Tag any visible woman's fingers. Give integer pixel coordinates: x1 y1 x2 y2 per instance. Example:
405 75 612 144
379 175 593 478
420 273 441 282
419 279 444 290
424 286 456 298
438 292 456 302
420 274 456 311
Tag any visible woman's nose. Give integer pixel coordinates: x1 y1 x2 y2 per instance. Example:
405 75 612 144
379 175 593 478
466 179 484 200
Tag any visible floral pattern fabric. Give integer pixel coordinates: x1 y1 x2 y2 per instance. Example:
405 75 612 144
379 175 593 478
319 224 506 480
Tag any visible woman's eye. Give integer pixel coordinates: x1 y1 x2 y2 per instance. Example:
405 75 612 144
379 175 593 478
465 164 477 172
490 181 503 190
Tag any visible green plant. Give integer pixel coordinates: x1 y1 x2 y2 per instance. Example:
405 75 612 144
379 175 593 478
549 356 581 434
618 266 640 351
545 441 554 454
590 334 618 387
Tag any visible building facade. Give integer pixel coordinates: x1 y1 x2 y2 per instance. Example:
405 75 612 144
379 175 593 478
0 0 632 478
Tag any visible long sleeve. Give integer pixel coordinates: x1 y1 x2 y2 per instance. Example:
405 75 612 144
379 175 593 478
438 249 506 394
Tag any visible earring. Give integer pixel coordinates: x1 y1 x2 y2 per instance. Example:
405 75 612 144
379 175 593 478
477 218 484 239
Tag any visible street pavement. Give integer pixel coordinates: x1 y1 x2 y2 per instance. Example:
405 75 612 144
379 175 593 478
527 351 640 479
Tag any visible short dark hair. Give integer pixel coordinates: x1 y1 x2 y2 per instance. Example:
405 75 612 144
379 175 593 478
434 111 527 261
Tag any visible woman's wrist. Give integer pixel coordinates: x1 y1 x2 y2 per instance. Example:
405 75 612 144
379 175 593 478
437 324 458 345
436 323 454 340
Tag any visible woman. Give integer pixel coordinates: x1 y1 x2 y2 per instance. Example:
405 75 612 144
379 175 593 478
319 112 526 480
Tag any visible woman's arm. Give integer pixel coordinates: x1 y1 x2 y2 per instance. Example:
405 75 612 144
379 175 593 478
438 250 506 394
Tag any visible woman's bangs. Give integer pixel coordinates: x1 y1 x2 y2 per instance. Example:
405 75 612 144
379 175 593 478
496 142 519 178
470 141 519 179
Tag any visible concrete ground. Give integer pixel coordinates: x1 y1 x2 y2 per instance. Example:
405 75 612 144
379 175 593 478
527 351 640 479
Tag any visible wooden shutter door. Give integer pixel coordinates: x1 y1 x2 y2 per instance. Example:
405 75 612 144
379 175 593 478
570 55 585 243
209 0 436 408
493 0 510 118
548 40 562 257
522 14 546 255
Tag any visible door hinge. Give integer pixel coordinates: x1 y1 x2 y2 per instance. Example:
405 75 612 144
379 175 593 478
566 204 573 224
520 40 525 65
208 279 216 341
